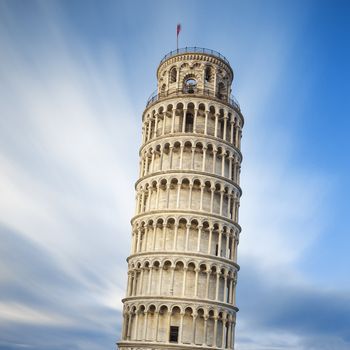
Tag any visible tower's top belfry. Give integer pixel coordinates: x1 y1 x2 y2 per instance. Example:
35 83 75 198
146 47 241 116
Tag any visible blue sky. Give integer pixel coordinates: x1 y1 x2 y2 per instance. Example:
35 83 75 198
0 0 349 349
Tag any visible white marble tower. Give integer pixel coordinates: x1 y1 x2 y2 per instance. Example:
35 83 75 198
118 47 244 350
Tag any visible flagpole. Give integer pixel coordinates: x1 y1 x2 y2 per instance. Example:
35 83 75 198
176 24 181 52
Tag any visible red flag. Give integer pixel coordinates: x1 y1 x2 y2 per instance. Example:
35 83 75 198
177 24 181 36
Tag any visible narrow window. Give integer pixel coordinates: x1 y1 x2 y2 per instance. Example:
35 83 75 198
215 244 219 256
169 326 179 342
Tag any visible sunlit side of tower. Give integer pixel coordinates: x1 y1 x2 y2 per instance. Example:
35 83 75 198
118 47 244 350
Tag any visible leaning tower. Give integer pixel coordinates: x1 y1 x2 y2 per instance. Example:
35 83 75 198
118 47 244 350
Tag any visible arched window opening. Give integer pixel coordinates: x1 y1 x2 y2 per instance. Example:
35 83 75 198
205 66 212 82
185 113 194 132
217 82 227 100
170 67 177 83
184 78 197 93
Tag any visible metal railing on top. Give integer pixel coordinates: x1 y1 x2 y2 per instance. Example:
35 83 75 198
160 47 231 66
146 88 241 112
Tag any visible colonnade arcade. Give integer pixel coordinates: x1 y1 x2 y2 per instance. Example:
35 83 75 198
126 257 237 304
122 303 236 349
135 175 240 221
130 216 239 261
139 138 242 183
142 101 243 148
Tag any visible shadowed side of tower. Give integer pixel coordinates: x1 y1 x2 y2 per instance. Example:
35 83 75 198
117 47 244 350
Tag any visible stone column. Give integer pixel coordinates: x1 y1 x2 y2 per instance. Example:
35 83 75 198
229 278 233 304
221 314 226 349
204 111 209 135
127 312 132 340
139 268 144 295
155 183 160 209
173 222 178 250
213 316 218 347
221 153 226 176
218 229 223 257
228 156 233 180
179 144 184 169
202 146 207 172
162 223 167 250
133 270 139 296
205 271 210 299
169 145 174 169
191 146 196 169
158 266 163 294
166 183 171 208
176 182 181 208
214 113 219 137
208 227 213 255
193 108 198 133
223 273 228 303
200 185 205 210
210 187 215 213
185 223 191 251
170 266 175 295
203 315 208 346
192 313 197 344
154 114 158 138
144 153 149 176
223 115 228 141
225 230 230 259
179 312 185 343
182 108 187 132
212 148 217 173
147 267 153 294
143 311 148 340
220 190 224 216
162 114 166 135
215 272 220 301
188 183 193 209
182 267 187 296
171 109 176 133
134 311 139 340
197 225 202 252
230 121 234 144
194 268 199 297
136 229 142 253
159 146 164 171
166 309 172 342
147 119 152 141
152 224 157 250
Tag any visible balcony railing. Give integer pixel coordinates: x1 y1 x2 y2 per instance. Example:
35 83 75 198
146 88 241 112
160 47 231 66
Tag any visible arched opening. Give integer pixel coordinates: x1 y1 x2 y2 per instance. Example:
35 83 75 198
170 67 177 83
183 76 197 94
170 306 181 343
217 82 227 100
185 113 194 132
205 66 212 82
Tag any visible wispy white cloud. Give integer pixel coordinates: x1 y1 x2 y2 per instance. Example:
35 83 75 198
0 3 140 347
